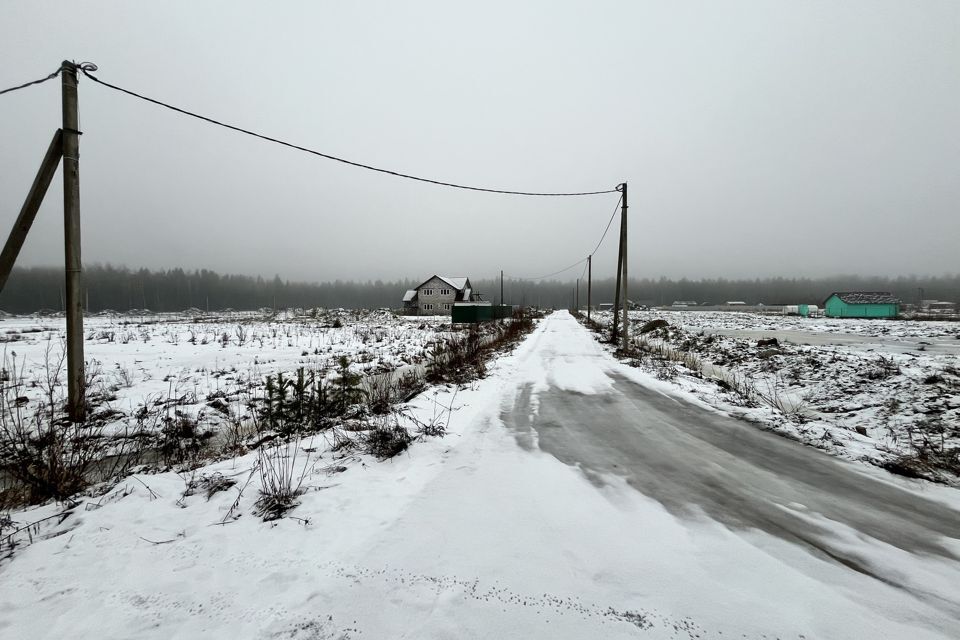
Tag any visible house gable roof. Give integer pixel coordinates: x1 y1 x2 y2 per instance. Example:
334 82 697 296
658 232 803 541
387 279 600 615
414 275 471 292
824 291 901 306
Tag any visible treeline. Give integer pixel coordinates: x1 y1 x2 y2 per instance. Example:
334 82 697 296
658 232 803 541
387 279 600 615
0 265 956 314
489 274 960 309
0 265 419 313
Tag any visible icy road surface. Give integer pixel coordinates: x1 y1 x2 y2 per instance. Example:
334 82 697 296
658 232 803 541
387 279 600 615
506 313 960 633
3 311 959 639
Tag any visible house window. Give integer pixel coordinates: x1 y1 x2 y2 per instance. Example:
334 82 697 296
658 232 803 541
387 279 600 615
440 288 451 296
423 303 433 310
422 288 433 296
443 303 450 310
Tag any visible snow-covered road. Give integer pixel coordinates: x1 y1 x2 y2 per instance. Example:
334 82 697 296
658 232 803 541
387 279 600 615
4 311 960 639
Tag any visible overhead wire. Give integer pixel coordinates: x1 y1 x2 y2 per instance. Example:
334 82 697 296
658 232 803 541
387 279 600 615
77 67 618 197
506 257 588 282
3 64 626 287
590 193 623 256
0 67 62 96
506 191 623 282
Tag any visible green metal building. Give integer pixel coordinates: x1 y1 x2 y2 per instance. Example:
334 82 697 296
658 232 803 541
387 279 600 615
823 292 900 318
451 303 514 323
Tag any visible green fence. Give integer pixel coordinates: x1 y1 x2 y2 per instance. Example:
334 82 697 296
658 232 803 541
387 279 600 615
452 305 514 323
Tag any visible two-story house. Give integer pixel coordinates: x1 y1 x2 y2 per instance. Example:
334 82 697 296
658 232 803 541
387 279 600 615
402 275 477 315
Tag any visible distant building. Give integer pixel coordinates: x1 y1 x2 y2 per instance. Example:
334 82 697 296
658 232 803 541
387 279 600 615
671 300 697 308
823 292 900 318
921 300 956 313
403 275 478 315
725 301 747 306
783 304 819 317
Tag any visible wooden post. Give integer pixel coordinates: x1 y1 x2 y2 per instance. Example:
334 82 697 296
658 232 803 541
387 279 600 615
611 186 625 343
620 182 629 351
587 255 592 321
61 61 85 422
0 130 63 292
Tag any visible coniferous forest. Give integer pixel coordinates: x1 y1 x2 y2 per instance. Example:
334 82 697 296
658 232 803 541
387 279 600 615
0 265 956 314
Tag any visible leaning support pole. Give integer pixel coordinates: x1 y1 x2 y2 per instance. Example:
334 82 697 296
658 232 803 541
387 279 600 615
620 182 629 351
0 130 63 292
61 61 85 422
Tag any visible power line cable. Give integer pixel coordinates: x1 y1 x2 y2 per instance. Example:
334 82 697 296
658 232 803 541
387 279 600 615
0 67 61 96
506 191 623 282
590 193 623 256
78 66 618 197
506 257 588 281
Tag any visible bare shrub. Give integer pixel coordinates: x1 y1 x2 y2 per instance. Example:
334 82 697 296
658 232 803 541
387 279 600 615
179 471 236 504
883 419 960 482
363 419 412 460
254 439 309 520
395 370 426 403
755 376 809 419
364 370 395 414
114 363 135 389
158 409 214 467
0 344 103 504
235 324 249 346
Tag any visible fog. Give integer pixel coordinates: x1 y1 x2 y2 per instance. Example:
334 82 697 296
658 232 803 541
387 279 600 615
1 1 958 284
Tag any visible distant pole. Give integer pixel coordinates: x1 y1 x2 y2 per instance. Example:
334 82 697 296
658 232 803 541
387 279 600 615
587 255 592 321
62 61 85 421
576 278 580 311
500 269 504 307
620 182 629 350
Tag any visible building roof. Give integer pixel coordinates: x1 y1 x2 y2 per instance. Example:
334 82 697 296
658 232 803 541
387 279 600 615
402 289 417 302
414 275 471 292
825 291 901 305
437 276 469 290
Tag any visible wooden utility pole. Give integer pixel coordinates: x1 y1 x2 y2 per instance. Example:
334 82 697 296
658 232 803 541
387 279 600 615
61 61 85 421
0 130 63 291
500 269 504 306
587 255 592 321
620 182 629 351
611 186 625 343
576 278 580 311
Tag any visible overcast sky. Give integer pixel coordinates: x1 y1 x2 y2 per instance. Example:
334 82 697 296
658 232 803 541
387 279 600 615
1 1 958 284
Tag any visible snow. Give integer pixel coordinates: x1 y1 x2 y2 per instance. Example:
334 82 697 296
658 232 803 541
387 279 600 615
591 309 960 477
437 276 469 291
0 309 456 439
2 311 959 638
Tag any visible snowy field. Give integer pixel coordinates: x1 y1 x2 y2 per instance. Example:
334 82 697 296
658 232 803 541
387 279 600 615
0 309 455 441
594 309 960 480
3 311 959 639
